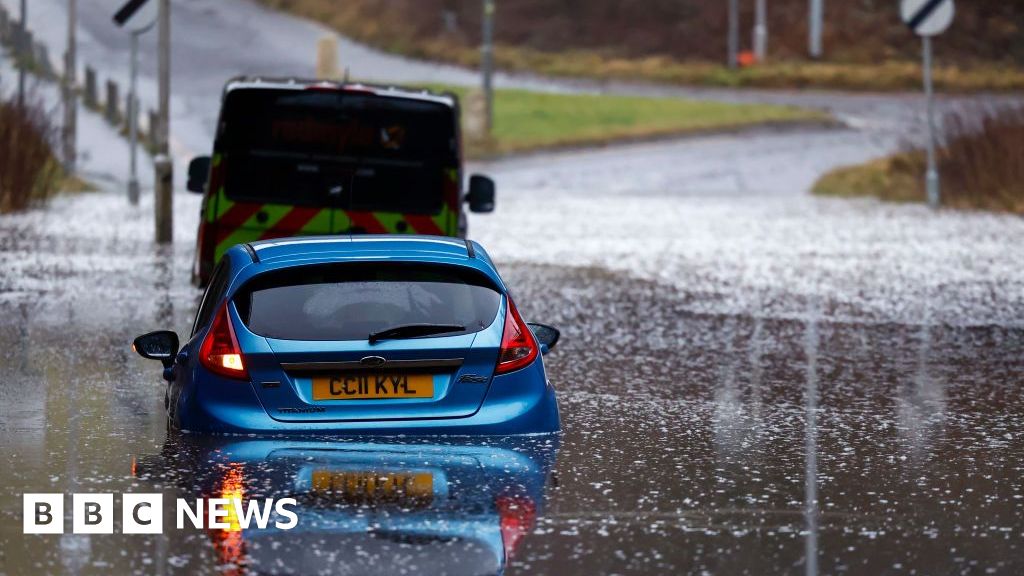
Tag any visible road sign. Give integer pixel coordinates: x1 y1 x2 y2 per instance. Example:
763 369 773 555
901 0 955 209
113 0 158 33
901 0 955 37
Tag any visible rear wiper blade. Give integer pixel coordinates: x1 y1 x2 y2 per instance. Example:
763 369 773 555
368 324 466 344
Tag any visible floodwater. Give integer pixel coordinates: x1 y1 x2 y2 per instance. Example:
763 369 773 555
1 132 1023 573
2 1 1024 571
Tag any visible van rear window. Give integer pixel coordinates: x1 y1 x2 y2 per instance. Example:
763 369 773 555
235 264 501 341
217 89 457 213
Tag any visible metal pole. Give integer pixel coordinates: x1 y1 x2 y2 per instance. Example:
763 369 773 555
923 36 940 209
727 0 739 69
17 0 26 108
481 0 495 136
754 0 768 62
809 0 823 59
155 0 173 243
62 0 77 174
128 31 140 206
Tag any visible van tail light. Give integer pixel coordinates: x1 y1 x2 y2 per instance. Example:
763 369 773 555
195 158 225 285
200 304 249 380
496 495 536 560
495 298 538 374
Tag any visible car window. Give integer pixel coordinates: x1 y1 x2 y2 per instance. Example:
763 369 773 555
192 259 230 336
216 89 456 214
234 263 501 341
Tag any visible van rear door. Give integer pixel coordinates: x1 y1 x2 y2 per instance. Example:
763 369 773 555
213 87 459 247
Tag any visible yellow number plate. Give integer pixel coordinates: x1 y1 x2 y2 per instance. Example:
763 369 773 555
312 373 434 400
311 470 434 506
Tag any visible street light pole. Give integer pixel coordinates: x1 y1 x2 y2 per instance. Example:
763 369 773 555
481 0 495 136
127 27 149 206
808 0 823 59
727 0 739 69
62 0 77 174
754 0 768 62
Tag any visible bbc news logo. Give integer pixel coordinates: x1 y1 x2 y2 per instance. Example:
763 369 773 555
23 494 298 534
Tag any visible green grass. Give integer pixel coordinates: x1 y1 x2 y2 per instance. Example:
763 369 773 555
423 85 828 157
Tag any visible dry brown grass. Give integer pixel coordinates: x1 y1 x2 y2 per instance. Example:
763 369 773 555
813 153 925 203
0 91 61 214
815 107 1024 214
939 106 1024 213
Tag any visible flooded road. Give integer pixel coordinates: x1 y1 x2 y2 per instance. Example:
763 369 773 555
2 123 1024 573
3 1 1024 572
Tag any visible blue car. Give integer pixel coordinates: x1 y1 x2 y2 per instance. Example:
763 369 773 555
133 235 561 435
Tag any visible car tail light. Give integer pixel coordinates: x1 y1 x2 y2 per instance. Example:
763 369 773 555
209 464 247 570
200 304 249 380
495 298 538 374
496 495 536 560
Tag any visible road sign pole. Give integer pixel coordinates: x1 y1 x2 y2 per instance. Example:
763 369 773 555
923 36 940 209
17 0 26 108
481 0 495 137
809 0 823 59
901 0 953 209
727 0 739 69
754 0 768 62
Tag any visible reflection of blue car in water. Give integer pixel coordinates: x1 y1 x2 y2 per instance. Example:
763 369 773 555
137 436 557 575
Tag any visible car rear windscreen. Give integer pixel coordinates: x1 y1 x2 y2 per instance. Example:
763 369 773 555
217 89 458 214
235 264 501 341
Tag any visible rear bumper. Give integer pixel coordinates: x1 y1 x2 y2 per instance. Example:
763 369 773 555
175 360 560 436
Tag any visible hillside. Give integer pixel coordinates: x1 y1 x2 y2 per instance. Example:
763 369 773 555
258 0 1022 65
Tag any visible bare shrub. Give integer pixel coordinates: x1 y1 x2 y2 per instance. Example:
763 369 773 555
0 90 60 214
940 106 1024 214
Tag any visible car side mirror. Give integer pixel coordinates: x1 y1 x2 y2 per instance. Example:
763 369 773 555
187 156 211 194
133 330 180 368
528 323 560 355
466 174 495 213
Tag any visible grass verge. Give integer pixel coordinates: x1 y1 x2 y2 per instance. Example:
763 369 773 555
813 153 925 203
427 84 829 157
813 107 1024 214
434 46 1024 93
